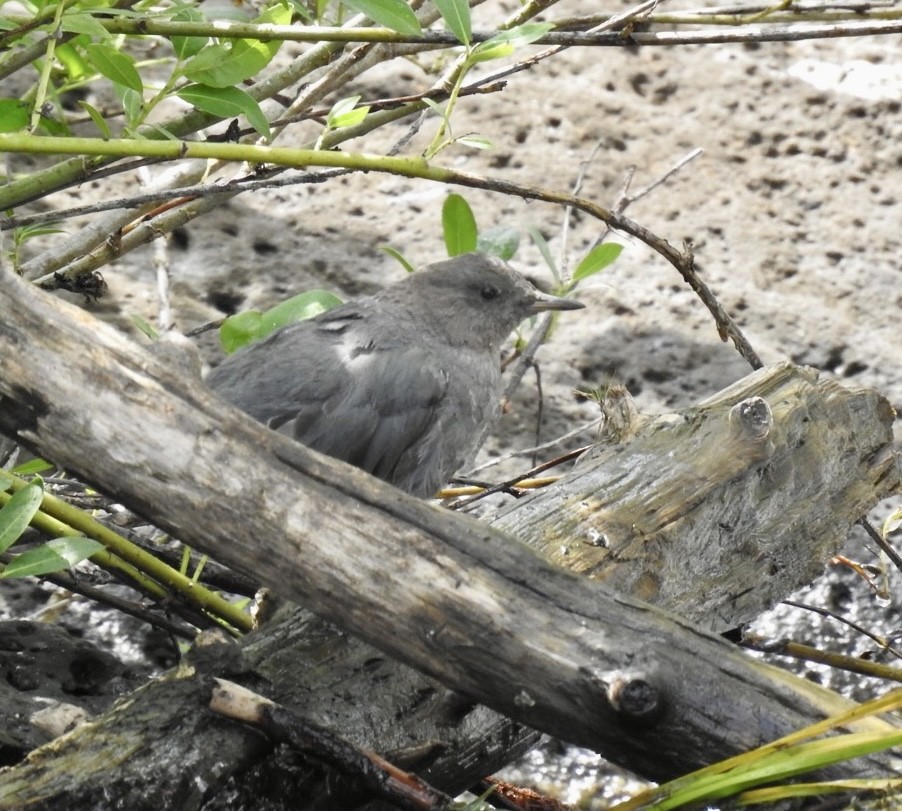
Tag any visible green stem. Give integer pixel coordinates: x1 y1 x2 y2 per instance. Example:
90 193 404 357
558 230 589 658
0 469 253 633
6 8 901 45
0 130 620 241
28 0 67 132
0 486 167 597
422 50 471 159
0 133 426 191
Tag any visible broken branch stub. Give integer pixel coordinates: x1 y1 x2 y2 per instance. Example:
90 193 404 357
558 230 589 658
495 362 899 631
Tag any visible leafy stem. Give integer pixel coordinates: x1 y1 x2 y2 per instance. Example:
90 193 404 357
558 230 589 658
0 468 254 634
29 0 67 132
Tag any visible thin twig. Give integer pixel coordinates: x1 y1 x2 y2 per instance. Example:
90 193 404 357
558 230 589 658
597 148 703 246
783 599 902 660
859 517 902 574
452 444 593 510
466 416 602 476
530 361 543 467
154 237 173 333
501 313 555 403
742 633 902 684
1 171 337 232
211 679 454 810
28 570 197 641
625 147 705 206
559 138 608 278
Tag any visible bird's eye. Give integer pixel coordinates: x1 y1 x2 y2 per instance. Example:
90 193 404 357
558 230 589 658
479 284 500 301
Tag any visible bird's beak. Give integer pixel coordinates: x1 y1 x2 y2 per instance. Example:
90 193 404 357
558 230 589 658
527 291 586 314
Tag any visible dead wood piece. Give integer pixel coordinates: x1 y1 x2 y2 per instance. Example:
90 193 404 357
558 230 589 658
211 678 453 811
495 362 899 631
0 607 538 810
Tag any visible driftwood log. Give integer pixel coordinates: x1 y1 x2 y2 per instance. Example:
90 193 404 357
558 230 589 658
0 268 899 807
496 362 898 631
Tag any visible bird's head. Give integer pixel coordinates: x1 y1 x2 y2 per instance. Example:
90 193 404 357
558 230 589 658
399 253 585 349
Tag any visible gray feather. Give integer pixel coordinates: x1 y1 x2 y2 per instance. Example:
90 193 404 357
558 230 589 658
206 253 583 496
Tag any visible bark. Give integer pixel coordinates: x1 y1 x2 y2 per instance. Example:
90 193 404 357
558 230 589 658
0 610 539 810
0 269 898 807
494 363 898 631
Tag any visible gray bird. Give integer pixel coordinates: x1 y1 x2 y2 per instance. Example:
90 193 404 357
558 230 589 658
206 253 584 497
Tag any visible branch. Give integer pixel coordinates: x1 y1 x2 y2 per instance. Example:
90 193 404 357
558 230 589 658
5 14 901 47
0 133 762 366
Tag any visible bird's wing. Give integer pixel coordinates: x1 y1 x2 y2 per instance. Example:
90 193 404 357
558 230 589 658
207 314 460 495
205 319 343 427
283 340 456 495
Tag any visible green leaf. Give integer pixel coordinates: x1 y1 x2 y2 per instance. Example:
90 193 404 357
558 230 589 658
327 95 360 120
144 123 179 141
262 290 343 332
380 245 416 273
84 42 143 93
469 40 513 64
1 547 68 578
433 0 470 45
332 106 369 128
220 310 264 354
14 222 65 242
48 536 105 566
60 11 112 39
219 290 343 353
36 114 71 136
1 537 104 579
527 226 558 280
0 99 30 133
342 0 422 37
183 3 290 87
229 3 290 71
78 100 111 138
182 44 236 87
10 458 54 476
325 95 370 129
422 97 445 118
131 314 159 341
55 42 91 83
477 225 519 260
442 193 478 257
171 8 208 60
455 133 492 150
572 242 623 282
120 87 143 128
178 84 270 138
486 22 554 47
0 483 43 554
470 22 553 63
